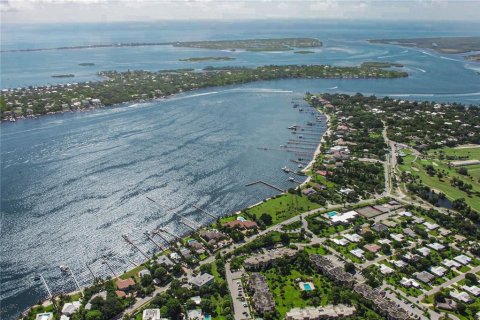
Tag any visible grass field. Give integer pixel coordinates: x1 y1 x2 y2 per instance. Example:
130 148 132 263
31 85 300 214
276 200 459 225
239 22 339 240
262 268 333 316
246 193 320 225
398 147 480 211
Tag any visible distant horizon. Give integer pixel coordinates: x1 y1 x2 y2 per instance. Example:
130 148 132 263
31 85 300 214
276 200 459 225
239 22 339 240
2 0 480 24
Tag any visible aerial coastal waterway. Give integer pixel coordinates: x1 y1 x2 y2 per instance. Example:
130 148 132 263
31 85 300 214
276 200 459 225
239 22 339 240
1 19 480 319
1 83 327 319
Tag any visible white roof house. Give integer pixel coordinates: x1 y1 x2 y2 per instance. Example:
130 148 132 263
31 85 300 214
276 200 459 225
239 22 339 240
391 260 407 268
430 266 447 277
36 314 54 320
462 285 480 297
427 243 446 251
417 247 431 257
61 301 81 316
442 259 461 269
329 210 358 224
85 291 107 310
344 233 362 243
187 309 203 320
400 278 420 288
390 233 404 242
189 273 215 287
413 217 425 224
143 309 161 320
332 238 349 246
378 239 392 245
138 269 152 277
454 255 472 265
450 291 473 303
423 222 439 230
379 264 394 275
350 248 365 259
399 211 413 217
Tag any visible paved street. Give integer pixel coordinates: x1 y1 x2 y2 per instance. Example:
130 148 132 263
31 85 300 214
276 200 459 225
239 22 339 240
225 263 251 320
421 264 480 298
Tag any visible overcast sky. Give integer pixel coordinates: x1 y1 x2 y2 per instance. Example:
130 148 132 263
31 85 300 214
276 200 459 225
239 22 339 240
1 0 479 24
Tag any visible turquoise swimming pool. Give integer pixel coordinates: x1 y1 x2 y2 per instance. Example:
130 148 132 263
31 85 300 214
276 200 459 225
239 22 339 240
327 211 338 217
303 283 313 291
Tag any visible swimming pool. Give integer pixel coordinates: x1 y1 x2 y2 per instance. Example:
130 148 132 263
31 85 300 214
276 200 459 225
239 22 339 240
327 211 338 217
303 283 313 291
237 216 247 222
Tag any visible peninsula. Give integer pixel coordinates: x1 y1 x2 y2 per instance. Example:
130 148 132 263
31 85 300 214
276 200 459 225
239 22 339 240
178 56 236 62
171 38 322 51
1 64 407 120
0 37 321 53
370 36 480 60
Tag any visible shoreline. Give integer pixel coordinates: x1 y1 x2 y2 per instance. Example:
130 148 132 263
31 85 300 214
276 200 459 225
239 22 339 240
26 97 331 315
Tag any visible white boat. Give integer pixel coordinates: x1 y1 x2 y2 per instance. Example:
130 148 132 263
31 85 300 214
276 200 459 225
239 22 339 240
282 166 290 172
298 164 303 168
59 265 69 273
288 177 295 181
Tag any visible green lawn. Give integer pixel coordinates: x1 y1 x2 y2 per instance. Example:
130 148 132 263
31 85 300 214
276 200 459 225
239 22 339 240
246 194 320 225
262 268 333 316
399 147 480 211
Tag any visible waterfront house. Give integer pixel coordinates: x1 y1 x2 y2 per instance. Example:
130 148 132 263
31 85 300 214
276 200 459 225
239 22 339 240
116 278 136 291
223 220 258 230
35 313 54 320
138 269 152 278
61 301 81 316
85 291 107 310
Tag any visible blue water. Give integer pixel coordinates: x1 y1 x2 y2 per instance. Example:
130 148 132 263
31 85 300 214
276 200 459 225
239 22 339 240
1 20 480 319
303 283 313 291
327 211 338 217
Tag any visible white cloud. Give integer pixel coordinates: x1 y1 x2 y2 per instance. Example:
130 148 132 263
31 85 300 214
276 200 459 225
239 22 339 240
1 0 480 23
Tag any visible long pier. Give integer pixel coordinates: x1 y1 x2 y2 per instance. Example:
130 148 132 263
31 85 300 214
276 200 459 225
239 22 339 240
245 180 285 192
193 205 217 219
144 231 164 251
122 235 150 259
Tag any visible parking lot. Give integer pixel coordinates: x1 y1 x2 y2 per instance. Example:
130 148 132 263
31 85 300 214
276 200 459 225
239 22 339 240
226 263 251 320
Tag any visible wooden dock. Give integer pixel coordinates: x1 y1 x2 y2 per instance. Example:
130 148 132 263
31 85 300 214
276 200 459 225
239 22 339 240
246 180 285 192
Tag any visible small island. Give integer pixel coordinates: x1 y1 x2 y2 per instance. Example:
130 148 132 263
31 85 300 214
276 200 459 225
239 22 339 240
466 54 480 62
78 62 95 66
179 56 236 62
294 50 315 54
370 36 480 61
51 74 74 78
361 62 404 68
171 38 322 51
